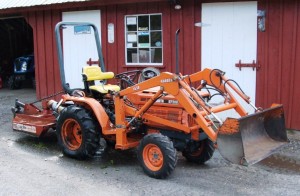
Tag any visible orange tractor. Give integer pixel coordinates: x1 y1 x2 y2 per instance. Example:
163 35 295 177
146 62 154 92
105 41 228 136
12 22 288 179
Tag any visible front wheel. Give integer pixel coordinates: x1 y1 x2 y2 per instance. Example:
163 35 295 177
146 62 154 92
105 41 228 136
56 106 100 159
137 134 177 179
182 139 215 164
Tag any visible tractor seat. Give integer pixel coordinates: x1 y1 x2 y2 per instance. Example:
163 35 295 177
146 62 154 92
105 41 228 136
82 65 120 94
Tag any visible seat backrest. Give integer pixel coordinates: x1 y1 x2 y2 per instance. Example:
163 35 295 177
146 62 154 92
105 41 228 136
82 66 114 81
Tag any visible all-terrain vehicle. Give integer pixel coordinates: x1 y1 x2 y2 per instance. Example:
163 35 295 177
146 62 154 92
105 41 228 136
8 54 35 89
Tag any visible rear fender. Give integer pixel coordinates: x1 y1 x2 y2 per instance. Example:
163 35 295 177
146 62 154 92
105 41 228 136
62 95 111 131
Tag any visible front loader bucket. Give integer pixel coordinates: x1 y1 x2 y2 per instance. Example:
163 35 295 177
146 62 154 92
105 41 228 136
217 105 288 166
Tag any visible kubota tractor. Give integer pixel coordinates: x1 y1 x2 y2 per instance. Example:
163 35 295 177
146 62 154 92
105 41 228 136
11 22 288 179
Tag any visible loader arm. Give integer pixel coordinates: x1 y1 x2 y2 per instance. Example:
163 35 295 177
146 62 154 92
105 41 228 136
115 68 287 166
186 68 249 116
185 69 288 165
115 68 260 144
116 72 217 144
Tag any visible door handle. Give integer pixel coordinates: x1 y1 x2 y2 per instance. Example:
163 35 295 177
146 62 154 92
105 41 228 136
235 60 260 71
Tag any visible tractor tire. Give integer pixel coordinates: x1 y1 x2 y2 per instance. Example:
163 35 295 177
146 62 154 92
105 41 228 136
182 139 215 164
137 134 177 179
56 105 100 160
8 75 21 90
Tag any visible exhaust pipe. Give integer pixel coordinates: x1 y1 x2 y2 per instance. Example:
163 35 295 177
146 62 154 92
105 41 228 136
217 105 288 165
175 29 180 75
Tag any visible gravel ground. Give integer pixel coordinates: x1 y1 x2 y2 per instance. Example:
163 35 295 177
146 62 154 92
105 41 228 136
0 88 300 196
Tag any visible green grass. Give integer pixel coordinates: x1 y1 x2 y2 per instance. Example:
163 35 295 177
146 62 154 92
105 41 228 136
31 142 48 150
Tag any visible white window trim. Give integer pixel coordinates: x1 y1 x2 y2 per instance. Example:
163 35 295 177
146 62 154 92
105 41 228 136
124 13 163 66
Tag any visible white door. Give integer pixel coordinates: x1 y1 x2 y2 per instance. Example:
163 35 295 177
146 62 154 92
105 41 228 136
201 2 257 119
62 10 101 89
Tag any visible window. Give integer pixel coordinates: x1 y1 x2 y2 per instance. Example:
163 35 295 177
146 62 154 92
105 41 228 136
125 14 162 65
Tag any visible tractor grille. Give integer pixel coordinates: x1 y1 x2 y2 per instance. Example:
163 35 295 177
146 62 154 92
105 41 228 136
144 106 189 126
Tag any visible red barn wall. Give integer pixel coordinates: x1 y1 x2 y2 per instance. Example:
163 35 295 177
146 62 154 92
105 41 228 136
101 1 201 76
25 10 62 100
24 0 201 100
22 0 300 129
257 0 300 129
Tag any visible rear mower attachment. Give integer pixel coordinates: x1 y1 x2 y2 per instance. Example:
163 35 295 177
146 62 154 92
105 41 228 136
11 99 56 137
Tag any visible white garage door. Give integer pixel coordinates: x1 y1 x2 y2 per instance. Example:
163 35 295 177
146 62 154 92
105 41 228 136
62 10 101 89
201 1 257 118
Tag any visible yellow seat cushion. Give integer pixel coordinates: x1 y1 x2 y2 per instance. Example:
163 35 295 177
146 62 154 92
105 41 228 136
82 66 114 81
89 84 120 94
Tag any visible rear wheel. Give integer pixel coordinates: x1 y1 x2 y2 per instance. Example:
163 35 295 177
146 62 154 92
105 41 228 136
182 139 215 164
138 134 177 179
57 106 100 159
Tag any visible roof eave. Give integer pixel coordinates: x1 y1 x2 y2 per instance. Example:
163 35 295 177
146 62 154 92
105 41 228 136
0 0 165 15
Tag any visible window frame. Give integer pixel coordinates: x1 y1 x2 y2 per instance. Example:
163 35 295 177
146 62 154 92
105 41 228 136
124 13 163 66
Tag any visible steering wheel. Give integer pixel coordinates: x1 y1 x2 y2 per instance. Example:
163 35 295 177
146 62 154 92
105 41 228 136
115 70 141 89
138 67 160 83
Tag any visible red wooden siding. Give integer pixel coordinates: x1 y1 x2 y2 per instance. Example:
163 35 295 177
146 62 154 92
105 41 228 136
25 10 62 100
257 0 300 129
101 1 201 75
24 0 201 98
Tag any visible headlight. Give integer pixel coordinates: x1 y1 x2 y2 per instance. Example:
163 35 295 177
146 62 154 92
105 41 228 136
21 61 28 71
